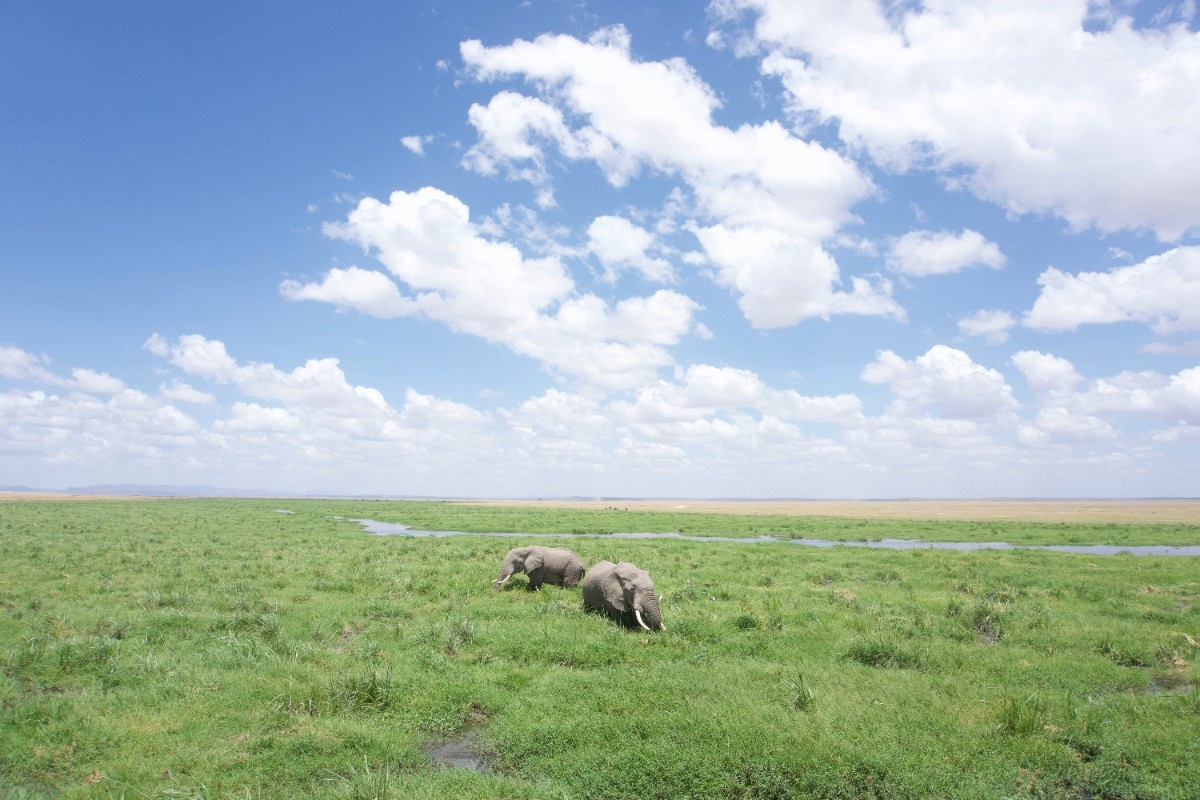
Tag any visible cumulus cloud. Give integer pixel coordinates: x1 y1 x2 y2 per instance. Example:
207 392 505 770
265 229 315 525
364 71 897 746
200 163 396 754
144 335 496 453
1140 340 1200 356
286 186 701 392
280 266 415 318
0 345 125 393
861 345 1018 419
1017 408 1118 446
1074 367 1200 424
1012 351 1083 394
160 380 216 405
6 336 1200 496
1012 351 1200 431
216 403 302 433
401 135 430 155
958 309 1015 344
0 346 60 387
718 0 1200 239
68 369 126 394
461 25 903 328
0 337 516 491
144 334 390 416
587 215 674 283
1024 246 1200 333
606 363 863 438
886 229 1005 277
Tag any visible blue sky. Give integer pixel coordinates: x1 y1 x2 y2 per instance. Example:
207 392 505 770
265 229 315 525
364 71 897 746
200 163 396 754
2 0 1199 498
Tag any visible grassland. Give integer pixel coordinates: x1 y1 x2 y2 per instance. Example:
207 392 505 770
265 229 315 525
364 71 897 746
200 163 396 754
1 497 1198 799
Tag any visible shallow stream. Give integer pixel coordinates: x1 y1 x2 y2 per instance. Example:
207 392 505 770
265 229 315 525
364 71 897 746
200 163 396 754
352 519 1200 556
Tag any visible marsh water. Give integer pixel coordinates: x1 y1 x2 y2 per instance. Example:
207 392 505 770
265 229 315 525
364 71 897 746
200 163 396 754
351 519 1200 556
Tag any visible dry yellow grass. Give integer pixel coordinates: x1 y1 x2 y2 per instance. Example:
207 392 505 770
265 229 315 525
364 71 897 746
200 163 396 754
0 491 156 502
3 491 1196 524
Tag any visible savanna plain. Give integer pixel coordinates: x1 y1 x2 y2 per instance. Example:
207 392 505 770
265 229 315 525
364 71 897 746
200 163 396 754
1 496 1197 799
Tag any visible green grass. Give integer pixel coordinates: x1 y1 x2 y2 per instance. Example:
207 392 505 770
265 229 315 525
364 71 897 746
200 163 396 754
0 498 1197 799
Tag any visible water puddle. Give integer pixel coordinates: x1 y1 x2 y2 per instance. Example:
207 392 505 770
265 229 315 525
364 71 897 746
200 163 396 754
1149 675 1197 695
424 706 492 772
352 519 1200 556
427 735 488 771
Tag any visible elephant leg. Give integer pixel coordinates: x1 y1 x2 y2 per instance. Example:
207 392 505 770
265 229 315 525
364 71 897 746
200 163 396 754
527 567 544 590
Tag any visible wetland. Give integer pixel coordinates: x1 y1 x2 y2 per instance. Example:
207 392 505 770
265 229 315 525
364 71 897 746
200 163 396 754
1 496 1197 799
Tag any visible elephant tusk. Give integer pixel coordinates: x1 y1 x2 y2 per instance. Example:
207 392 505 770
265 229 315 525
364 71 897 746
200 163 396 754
493 575 510 590
634 608 652 632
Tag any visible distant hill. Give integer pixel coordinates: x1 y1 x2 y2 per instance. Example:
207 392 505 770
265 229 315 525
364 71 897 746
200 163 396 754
0 484 458 500
0 484 292 498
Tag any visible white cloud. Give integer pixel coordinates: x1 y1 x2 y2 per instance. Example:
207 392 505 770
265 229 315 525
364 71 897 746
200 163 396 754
1012 351 1082 393
1012 353 1200 427
1139 340 1200 356
1075 367 1200 424
397 389 492 431
216 403 302 433
7 336 1200 496
160 380 216 405
401 135 428 155
607 363 864 435
324 187 573 324
861 345 1018 419
691 222 902 327
144 334 390 416
680 364 766 408
287 187 700 392
886 229 1005 277
0 339 514 490
1017 407 1118 446
0 345 124 393
280 266 415 318
502 389 615 469
1024 246 1200 333
958 309 1015 344
68 369 125 394
1152 423 1200 443
720 0 1200 239
462 92 591 195
461 26 903 328
587 215 674 283
0 346 55 383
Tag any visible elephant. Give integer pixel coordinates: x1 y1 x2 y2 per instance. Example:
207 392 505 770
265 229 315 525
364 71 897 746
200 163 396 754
582 560 664 631
492 546 586 591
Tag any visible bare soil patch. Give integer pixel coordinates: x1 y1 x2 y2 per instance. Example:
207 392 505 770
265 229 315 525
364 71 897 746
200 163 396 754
464 498 1200 524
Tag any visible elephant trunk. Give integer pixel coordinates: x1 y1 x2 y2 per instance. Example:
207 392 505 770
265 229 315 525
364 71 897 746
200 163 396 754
634 588 664 631
493 566 514 590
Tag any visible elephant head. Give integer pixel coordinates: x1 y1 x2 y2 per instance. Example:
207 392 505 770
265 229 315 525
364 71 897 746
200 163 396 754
582 560 664 631
493 546 586 591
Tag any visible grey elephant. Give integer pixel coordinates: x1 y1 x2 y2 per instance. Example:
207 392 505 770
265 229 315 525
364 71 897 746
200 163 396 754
582 560 664 631
493 546 586 591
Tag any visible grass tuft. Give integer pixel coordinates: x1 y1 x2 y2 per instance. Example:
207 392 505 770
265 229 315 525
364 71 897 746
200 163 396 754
326 758 392 800
997 692 1046 736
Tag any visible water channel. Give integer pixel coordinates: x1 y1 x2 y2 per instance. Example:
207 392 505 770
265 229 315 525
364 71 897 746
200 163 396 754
353 519 1200 557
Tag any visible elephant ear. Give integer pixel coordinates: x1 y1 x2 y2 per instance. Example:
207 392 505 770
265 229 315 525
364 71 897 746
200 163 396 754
523 549 545 573
603 565 634 612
